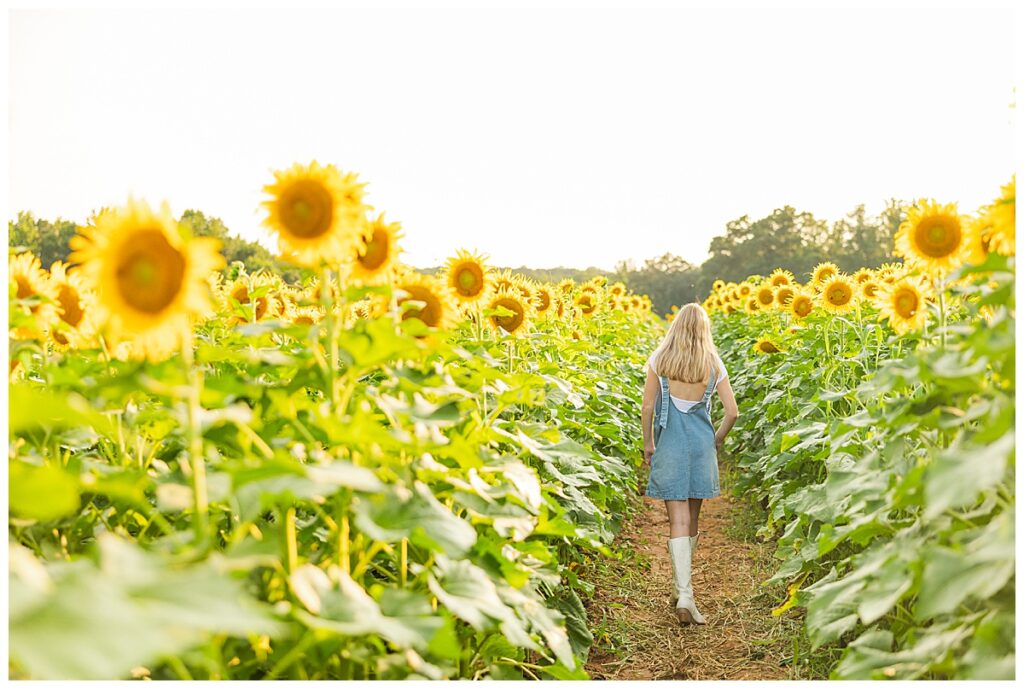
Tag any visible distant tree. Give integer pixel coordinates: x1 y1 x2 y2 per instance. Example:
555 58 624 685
8 212 78 269
615 253 699 315
827 200 907 271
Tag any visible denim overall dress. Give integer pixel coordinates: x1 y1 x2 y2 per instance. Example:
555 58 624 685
646 367 721 500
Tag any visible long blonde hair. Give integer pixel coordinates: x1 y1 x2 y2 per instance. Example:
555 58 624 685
653 303 720 383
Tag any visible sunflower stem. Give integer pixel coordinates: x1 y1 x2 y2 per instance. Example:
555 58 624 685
285 506 298 573
937 277 947 350
400 537 408 587
182 332 209 549
319 266 338 407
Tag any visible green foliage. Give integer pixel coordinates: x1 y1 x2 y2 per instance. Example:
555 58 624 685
714 257 1014 679
8 286 661 680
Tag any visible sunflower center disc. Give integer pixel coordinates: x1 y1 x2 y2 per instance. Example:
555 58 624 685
360 231 388 270
15 276 33 300
57 284 84 326
282 180 334 239
116 229 186 315
895 291 917 317
401 286 440 328
917 218 961 257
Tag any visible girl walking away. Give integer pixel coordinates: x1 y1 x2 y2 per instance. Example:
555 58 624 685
641 303 739 626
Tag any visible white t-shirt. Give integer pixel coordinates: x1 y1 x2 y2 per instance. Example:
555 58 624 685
646 348 728 412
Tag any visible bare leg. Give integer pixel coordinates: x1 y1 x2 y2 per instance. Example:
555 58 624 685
688 498 703 537
665 499 691 539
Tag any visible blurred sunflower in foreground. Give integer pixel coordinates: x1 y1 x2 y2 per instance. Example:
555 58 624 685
69 199 224 360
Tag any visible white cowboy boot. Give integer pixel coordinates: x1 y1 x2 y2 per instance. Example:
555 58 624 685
670 531 700 607
668 536 706 625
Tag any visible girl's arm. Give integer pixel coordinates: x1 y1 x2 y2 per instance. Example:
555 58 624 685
641 367 660 464
715 376 740 449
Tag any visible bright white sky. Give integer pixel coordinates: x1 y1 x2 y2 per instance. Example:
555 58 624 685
8 6 1016 271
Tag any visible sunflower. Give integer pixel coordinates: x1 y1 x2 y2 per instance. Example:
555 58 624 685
574 291 601 318
9 252 60 339
68 199 224 360
608 282 627 298
274 285 300 315
395 272 459 331
876 276 929 334
444 249 491 303
789 291 814 319
261 161 370 268
774 285 796 308
291 305 325 326
744 297 760 314
515 278 537 307
48 261 97 348
491 269 519 295
852 268 875 284
811 262 840 290
533 284 555 317
350 212 402 285
857 279 881 302
769 269 795 288
738 283 753 298
630 295 644 311
554 296 570 320
712 279 725 292
820 275 856 314
753 337 783 354
226 273 280 323
486 288 533 336
755 284 775 308
894 200 973 275
303 276 341 306
876 262 903 284
978 177 1015 256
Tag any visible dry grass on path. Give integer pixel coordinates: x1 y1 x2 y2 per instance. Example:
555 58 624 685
582 486 818 680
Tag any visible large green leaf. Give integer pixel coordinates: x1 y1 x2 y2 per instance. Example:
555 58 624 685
10 535 280 680
354 482 477 557
9 461 80 522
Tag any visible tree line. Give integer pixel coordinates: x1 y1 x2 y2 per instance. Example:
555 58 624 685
9 199 906 316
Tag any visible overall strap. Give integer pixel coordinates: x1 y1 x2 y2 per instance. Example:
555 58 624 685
700 365 717 403
658 376 670 429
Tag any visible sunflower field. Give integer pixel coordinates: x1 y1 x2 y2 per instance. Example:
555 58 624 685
702 180 1015 679
8 162 661 680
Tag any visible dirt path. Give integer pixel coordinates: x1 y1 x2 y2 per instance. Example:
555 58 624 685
583 489 799 680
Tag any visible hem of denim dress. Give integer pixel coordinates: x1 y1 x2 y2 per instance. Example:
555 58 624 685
645 492 721 499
